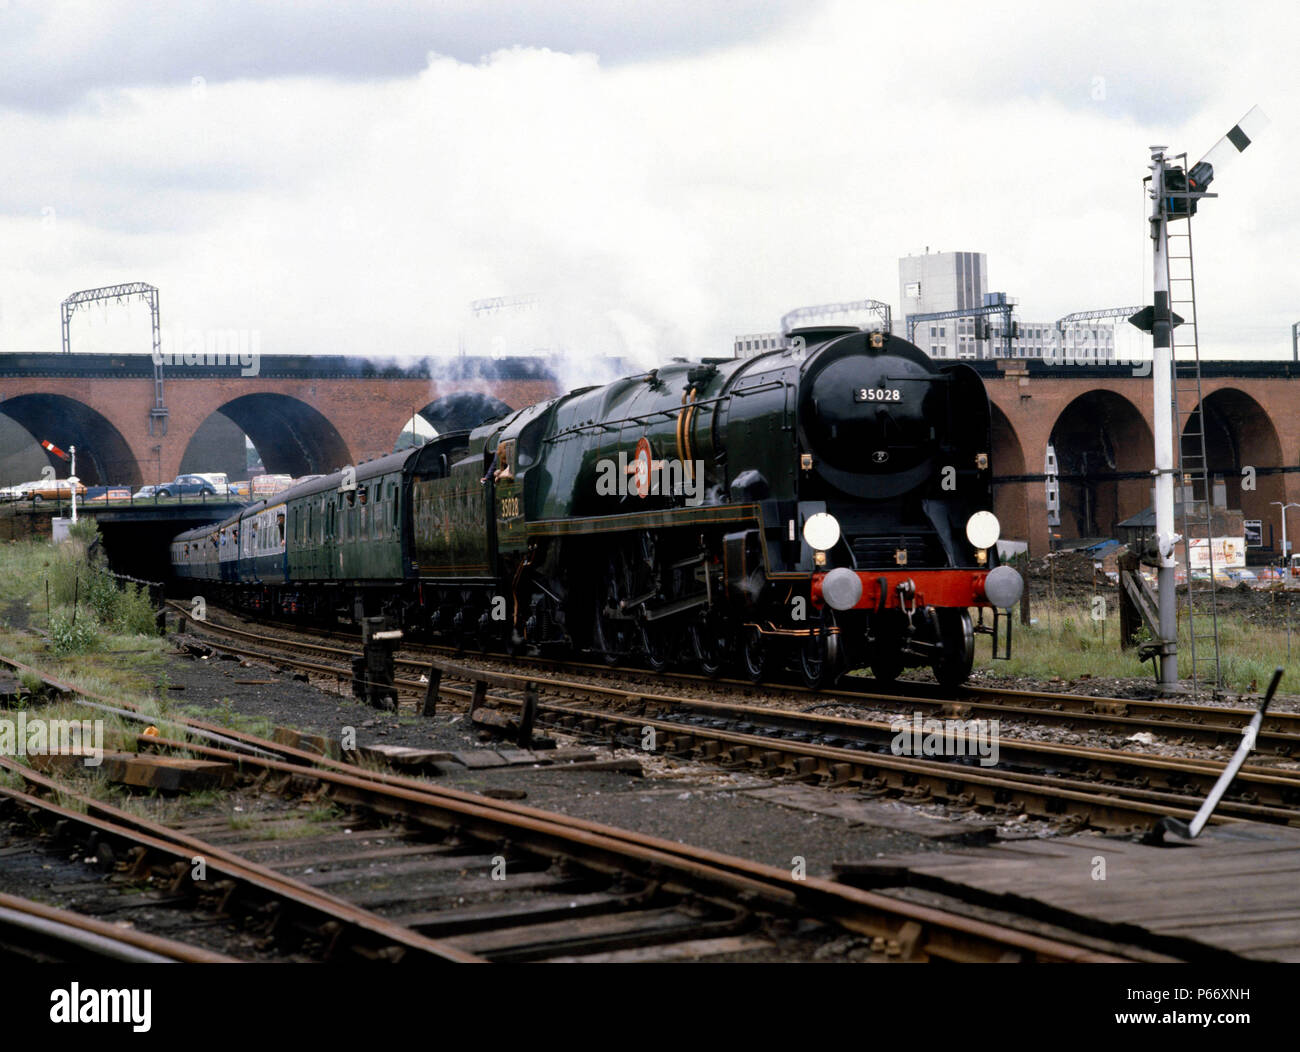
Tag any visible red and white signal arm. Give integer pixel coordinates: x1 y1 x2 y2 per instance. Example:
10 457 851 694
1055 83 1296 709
634 437 652 498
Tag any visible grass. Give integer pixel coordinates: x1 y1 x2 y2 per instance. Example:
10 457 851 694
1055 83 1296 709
0 533 196 807
180 702 275 740
979 598 1300 694
1 531 159 639
227 804 340 838
0 534 169 706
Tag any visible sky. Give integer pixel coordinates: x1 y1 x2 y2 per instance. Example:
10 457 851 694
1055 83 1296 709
1 0 1297 373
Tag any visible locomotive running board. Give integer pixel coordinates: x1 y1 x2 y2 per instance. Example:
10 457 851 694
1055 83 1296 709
1155 667 1283 843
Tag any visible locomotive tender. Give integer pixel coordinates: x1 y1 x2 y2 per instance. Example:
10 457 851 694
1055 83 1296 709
171 326 1023 687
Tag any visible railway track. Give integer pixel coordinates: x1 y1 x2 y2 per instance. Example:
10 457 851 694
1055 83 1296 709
0 891 236 963
171 601 1300 754
0 687 1143 963
0 728 1144 962
164 606 1300 834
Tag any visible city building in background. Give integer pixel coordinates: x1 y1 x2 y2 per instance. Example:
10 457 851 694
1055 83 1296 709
733 331 788 358
734 249 1124 361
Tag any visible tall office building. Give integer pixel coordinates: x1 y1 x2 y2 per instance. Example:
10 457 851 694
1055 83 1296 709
899 250 987 318
898 250 1115 362
733 331 788 358
898 250 987 358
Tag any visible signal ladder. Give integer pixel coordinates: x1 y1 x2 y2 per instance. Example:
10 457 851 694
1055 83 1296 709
1165 162 1222 697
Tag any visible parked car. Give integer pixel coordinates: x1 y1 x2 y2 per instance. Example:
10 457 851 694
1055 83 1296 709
1258 566 1284 582
1226 568 1258 585
228 480 252 499
155 474 219 498
133 484 159 499
26 479 86 503
0 482 30 501
83 485 133 502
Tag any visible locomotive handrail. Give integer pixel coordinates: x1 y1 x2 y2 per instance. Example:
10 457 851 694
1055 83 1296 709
543 378 795 443
545 393 732 441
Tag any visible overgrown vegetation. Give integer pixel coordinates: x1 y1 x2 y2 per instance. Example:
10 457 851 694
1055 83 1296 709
0 534 169 703
48 611 101 655
47 525 158 638
976 597 1300 695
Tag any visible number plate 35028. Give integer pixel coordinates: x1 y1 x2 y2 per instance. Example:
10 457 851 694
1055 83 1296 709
854 388 902 403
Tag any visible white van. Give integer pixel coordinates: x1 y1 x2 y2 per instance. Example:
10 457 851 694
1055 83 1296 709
193 472 231 496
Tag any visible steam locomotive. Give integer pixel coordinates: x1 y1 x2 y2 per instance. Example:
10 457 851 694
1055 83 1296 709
171 326 1022 687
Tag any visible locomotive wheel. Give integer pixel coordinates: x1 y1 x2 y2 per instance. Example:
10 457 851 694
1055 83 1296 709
641 622 672 673
931 609 975 689
800 612 841 691
740 625 769 683
690 615 730 678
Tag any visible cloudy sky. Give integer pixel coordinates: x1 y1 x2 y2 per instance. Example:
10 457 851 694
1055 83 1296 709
1 0 1296 370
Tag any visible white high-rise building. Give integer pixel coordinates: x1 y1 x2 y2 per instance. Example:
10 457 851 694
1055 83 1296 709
898 250 987 358
898 250 1115 362
733 331 788 358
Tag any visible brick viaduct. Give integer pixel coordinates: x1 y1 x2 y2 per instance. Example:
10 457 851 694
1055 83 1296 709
2 352 1299 557
0 353 561 487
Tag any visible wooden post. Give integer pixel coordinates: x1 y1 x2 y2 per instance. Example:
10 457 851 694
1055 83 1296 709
469 679 487 718
1019 585 1031 626
422 664 441 717
517 682 537 748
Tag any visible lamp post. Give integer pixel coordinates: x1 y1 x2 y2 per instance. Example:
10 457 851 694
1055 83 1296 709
1272 501 1300 574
